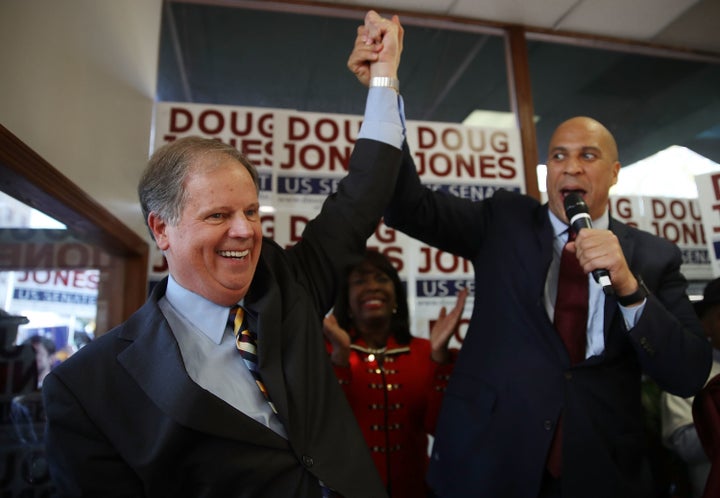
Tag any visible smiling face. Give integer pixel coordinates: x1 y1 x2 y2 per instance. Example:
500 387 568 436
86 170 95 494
347 261 398 331
149 153 262 306
546 117 621 223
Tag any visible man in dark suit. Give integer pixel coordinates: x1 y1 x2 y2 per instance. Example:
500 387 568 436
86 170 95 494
42 11 403 497
380 112 713 497
350 31 711 495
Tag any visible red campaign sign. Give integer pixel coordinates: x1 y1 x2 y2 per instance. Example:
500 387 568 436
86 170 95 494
416 246 472 275
610 196 706 247
609 197 639 228
708 173 720 234
14 270 100 291
365 223 407 275
260 213 276 240
285 213 311 248
167 106 273 138
609 195 710 279
414 149 517 180
262 211 316 249
259 211 408 277
155 103 275 169
408 123 521 183
646 197 705 247
276 114 362 173
272 213 406 264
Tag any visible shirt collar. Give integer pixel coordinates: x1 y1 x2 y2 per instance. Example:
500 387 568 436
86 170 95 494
165 275 237 344
350 335 410 356
548 206 610 239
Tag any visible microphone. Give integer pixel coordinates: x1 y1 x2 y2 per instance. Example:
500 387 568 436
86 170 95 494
563 192 613 294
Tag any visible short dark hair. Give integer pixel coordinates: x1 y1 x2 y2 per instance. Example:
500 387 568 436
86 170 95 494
333 249 412 344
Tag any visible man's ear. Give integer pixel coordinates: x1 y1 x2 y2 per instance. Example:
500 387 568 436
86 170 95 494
148 212 170 250
611 160 621 187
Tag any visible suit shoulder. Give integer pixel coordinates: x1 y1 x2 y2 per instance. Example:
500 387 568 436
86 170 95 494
256 237 295 278
50 287 164 379
258 236 284 260
613 218 680 252
50 326 121 381
492 189 541 209
488 189 544 226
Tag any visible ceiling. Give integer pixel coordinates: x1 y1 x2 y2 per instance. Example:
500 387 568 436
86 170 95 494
160 0 720 169
323 0 720 54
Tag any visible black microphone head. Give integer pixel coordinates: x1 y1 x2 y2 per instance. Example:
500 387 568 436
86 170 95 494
564 192 588 218
563 191 612 291
564 192 592 231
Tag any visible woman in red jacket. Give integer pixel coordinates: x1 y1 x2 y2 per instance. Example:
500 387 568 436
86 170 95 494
324 249 468 497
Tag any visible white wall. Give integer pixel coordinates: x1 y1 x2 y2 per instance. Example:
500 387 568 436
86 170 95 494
0 0 162 240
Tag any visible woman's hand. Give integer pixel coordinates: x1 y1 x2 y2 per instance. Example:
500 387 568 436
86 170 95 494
430 288 469 363
323 313 351 366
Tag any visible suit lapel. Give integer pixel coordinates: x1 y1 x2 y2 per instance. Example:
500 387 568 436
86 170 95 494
117 282 286 449
536 205 570 363
244 258 290 425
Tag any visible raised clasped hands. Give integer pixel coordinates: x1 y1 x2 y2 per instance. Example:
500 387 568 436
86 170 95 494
347 10 404 87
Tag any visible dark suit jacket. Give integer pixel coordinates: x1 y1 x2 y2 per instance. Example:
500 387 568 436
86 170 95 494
384 145 712 498
42 138 401 498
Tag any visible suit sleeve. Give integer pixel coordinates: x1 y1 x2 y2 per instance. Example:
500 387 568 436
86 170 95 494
384 143 489 261
43 372 145 497
626 237 712 397
288 138 403 314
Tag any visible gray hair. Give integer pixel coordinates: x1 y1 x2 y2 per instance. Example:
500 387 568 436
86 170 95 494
138 137 260 240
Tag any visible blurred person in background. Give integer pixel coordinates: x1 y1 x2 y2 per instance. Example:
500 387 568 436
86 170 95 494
25 335 56 389
662 278 720 498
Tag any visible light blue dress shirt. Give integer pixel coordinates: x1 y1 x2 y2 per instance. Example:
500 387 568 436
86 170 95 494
358 86 405 147
159 276 287 437
545 209 646 358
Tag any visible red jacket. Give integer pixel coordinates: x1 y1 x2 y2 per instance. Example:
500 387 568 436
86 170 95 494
330 336 455 498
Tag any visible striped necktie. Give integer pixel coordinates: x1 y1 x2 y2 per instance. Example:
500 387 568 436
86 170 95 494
228 306 278 415
228 307 341 497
